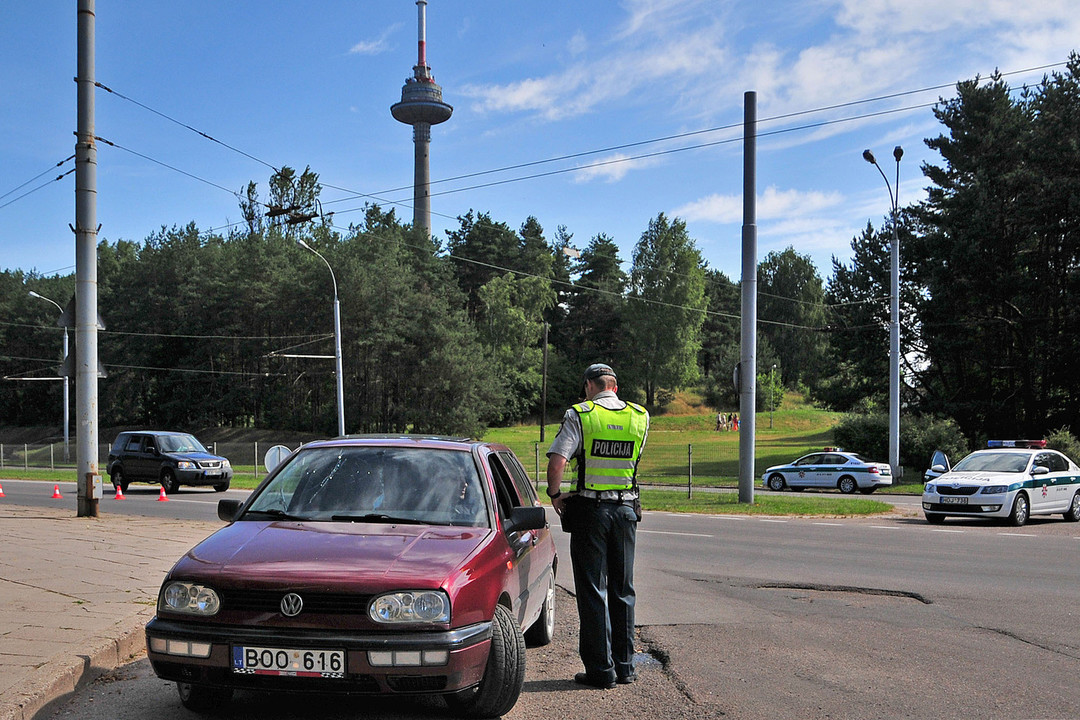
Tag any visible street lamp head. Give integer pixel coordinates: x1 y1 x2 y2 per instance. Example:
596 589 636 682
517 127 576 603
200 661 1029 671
28 290 42 299
297 239 311 250
893 146 904 162
862 149 876 165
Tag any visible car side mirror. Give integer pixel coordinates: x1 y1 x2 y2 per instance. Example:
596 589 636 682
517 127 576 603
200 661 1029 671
931 464 946 473
505 505 547 533
1031 465 1050 476
218 498 243 522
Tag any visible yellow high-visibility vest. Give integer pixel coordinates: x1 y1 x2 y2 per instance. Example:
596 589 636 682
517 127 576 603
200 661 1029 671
572 400 648 491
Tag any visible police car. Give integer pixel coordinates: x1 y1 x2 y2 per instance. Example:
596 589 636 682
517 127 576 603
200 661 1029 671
762 448 892 494
922 440 1080 526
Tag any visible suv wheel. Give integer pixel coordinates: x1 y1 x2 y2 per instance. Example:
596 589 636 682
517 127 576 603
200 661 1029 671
110 466 128 492
213 480 230 492
161 470 180 495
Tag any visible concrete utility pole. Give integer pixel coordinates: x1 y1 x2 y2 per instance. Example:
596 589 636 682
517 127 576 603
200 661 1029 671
738 91 757 505
75 0 101 517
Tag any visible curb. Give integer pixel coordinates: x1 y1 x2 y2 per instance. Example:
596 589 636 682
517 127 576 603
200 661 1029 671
0 613 149 720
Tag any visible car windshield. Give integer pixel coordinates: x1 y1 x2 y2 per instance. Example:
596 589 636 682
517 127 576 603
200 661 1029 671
158 434 207 453
245 446 489 527
951 452 1030 474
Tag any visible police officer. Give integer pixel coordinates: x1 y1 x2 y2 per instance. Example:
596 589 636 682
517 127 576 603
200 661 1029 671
546 363 650 689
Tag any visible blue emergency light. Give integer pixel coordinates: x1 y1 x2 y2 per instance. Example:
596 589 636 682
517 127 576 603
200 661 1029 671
987 440 1047 449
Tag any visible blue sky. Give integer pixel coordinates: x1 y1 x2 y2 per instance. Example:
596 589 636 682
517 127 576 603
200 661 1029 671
2 1 1077 282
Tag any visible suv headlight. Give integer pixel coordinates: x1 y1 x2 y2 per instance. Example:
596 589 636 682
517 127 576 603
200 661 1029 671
222 459 231 468
981 485 1008 494
369 591 450 624
160 581 221 616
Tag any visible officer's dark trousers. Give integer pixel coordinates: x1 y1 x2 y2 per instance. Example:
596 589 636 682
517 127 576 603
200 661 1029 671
569 499 637 683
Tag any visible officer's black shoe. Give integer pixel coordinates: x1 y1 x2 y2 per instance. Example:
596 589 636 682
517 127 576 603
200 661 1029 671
616 672 637 685
574 672 616 689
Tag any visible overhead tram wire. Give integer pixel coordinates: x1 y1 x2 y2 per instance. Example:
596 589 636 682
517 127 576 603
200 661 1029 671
0 167 75 212
0 155 74 201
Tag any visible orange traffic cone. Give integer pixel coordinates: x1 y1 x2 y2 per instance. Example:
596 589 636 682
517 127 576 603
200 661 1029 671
114 485 126 500
51 484 63 499
0 483 5 497
157 487 169 502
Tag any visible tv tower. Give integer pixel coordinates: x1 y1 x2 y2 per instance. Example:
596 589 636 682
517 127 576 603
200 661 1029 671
391 0 453 236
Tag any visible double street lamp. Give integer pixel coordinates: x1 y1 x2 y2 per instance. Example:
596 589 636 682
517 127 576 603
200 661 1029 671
28 291 70 461
297 240 345 437
862 146 903 477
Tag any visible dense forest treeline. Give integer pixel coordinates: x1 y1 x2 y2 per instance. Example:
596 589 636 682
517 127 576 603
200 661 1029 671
4 56 1080 471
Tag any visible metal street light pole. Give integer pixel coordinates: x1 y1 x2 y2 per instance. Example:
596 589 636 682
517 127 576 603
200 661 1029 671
863 146 903 478
29 291 70 461
297 240 346 437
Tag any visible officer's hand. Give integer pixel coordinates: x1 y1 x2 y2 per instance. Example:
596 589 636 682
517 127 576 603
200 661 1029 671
551 494 566 515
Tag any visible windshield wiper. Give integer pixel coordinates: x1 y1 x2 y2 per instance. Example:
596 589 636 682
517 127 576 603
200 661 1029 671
330 513 424 524
246 508 306 521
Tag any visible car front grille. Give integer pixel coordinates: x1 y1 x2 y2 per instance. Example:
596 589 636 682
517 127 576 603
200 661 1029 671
198 460 222 469
223 589 372 614
935 485 980 496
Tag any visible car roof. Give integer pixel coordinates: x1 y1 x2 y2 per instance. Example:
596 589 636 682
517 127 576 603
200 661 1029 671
300 435 505 453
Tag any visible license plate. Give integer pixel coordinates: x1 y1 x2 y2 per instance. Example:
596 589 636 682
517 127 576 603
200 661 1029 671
941 497 968 505
204 471 221 477
232 646 345 677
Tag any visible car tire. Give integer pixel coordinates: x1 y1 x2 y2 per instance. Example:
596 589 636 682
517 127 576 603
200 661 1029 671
176 682 232 712
1064 492 1080 522
837 476 858 494
524 573 555 647
161 470 180 495
767 474 786 491
213 480 230 492
110 466 126 492
925 512 945 524
859 487 877 494
1008 493 1030 527
444 604 525 718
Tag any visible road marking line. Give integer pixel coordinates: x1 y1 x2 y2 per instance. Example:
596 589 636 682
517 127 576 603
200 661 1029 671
997 532 1036 537
639 530 713 538
813 522 843 526
870 526 900 530
931 528 964 533
759 519 787 523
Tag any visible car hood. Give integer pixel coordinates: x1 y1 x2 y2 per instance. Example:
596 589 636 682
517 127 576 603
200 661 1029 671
928 471 1023 486
165 451 225 462
171 520 491 590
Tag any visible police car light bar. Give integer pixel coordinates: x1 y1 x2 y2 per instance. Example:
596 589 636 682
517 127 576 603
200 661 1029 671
987 440 1047 449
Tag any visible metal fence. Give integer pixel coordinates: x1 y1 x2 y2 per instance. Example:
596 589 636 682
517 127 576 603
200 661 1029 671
1 440 737 489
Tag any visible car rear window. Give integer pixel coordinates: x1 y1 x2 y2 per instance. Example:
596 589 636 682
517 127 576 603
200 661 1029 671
245 446 488 527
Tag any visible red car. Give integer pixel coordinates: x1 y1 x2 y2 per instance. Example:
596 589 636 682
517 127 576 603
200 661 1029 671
145 436 557 718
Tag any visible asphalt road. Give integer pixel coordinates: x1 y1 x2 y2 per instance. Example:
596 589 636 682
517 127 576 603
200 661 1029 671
13 478 1080 719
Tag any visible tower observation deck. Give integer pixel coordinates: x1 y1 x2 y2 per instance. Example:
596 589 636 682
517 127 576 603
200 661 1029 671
391 0 452 236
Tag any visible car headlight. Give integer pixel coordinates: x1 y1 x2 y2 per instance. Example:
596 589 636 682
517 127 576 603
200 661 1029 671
160 581 221 616
369 591 450 624
981 485 1008 494
222 459 231 468
924 484 935 494
177 461 196 470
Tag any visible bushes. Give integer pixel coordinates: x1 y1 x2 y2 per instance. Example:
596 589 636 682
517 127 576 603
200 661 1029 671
1046 428 1080 460
833 413 968 480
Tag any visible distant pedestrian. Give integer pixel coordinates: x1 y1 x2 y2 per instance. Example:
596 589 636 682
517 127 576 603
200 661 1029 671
716 412 722 431
732 413 740 431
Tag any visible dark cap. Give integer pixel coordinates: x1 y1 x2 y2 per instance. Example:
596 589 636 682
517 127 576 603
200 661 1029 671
583 363 616 381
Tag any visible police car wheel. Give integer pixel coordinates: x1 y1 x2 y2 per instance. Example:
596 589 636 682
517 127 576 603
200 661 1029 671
767 474 785 492
837 476 858 494
1008 493 1029 527
1064 492 1080 522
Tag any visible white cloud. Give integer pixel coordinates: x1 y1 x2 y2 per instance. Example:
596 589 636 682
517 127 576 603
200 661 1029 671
572 153 659 183
349 24 401 56
673 186 844 224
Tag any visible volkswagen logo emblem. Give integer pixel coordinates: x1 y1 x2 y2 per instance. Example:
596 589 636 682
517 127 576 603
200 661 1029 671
280 592 304 617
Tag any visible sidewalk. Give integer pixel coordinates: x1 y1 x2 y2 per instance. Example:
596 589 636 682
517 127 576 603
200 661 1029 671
0 503 219 720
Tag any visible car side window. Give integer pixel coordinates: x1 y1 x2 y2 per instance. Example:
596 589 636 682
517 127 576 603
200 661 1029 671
1033 453 1052 471
822 454 846 465
795 455 823 466
499 451 539 506
1047 453 1068 473
143 437 157 453
487 455 523 521
125 435 143 452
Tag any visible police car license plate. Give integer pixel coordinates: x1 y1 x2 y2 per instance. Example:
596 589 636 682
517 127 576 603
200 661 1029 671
232 645 345 677
941 497 967 505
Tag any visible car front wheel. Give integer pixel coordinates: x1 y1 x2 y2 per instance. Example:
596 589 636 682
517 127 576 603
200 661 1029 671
1064 492 1080 522
161 470 180 495
1008 493 1030 527
767 474 786 491
110 466 129 493
925 512 945 525
213 481 230 492
837 476 858 494
177 682 232 712
444 603 525 718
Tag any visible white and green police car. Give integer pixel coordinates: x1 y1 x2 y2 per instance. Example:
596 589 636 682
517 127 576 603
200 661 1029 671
922 440 1080 526
762 448 892 494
